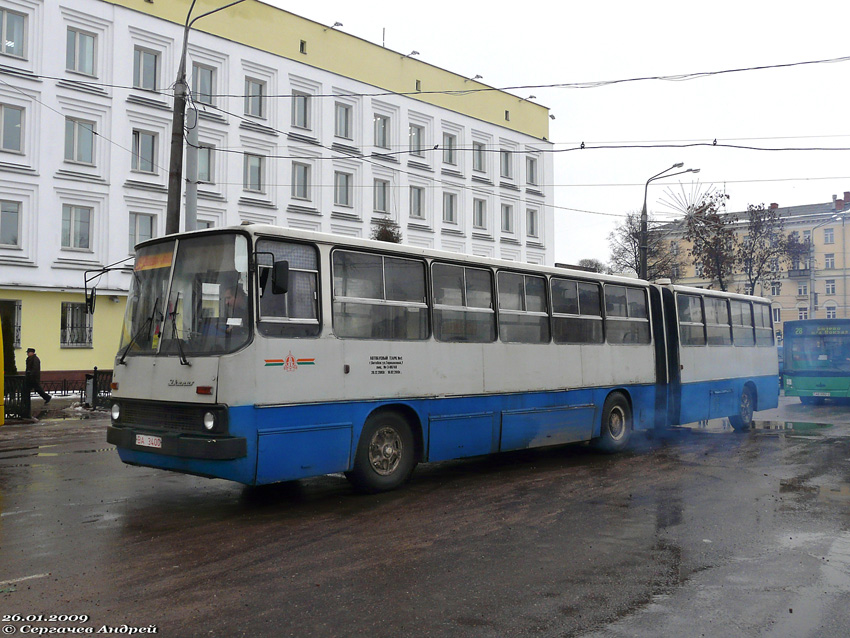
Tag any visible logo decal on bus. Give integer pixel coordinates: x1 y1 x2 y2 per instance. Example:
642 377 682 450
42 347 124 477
264 352 316 370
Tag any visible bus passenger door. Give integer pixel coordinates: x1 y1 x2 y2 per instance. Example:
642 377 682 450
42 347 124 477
649 286 669 429
660 287 682 426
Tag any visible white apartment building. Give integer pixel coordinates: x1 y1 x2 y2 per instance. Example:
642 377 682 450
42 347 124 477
0 0 554 373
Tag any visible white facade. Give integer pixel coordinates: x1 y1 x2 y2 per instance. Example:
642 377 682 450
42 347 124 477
0 0 553 370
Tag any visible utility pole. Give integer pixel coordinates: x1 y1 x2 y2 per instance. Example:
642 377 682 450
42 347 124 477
165 0 246 236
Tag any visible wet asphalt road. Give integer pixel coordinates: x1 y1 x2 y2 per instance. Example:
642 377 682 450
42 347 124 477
1 397 850 638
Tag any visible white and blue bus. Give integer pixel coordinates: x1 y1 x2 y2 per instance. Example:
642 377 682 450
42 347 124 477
106 226 778 492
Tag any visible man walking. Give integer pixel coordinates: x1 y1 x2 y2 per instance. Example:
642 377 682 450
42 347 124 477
25 348 51 416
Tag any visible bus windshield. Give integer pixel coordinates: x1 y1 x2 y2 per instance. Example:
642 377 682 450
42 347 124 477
788 335 850 373
119 233 251 358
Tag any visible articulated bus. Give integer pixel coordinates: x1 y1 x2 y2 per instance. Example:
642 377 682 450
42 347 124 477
106 226 778 493
783 319 850 403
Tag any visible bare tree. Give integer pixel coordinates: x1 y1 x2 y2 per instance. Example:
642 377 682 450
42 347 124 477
684 192 737 291
738 203 791 295
609 212 684 280
576 258 610 274
371 217 403 243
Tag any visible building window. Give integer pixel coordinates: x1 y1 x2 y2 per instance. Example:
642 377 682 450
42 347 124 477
798 307 808 320
473 142 486 172
772 307 781 324
66 28 96 76
771 281 781 296
802 229 811 243
409 124 423 156
61 204 91 250
335 102 352 139
61 301 92 348
131 130 156 173
526 156 538 185
374 114 390 149
442 132 457 165
442 192 457 224
473 199 487 230
192 63 215 105
825 279 836 295
0 104 23 153
825 253 835 269
292 92 310 129
292 162 310 200
501 203 514 233
198 144 214 183
0 299 21 349
374 179 389 213
798 281 808 296
243 154 264 192
826 305 838 319
526 208 539 238
129 212 154 252
334 171 352 207
244 78 265 118
133 47 158 91
671 241 679 256
500 150 512 179
1 9 26 59
824 227 834 244
410 186 424 219
1 199 20 247
64 118 95 165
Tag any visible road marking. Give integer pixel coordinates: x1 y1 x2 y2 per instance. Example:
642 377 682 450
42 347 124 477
0 573 49 586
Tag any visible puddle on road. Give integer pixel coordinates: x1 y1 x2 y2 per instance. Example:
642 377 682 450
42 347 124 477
752 421 833 434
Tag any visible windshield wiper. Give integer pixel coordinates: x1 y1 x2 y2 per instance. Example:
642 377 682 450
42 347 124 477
168 293 191 366
118 297 160 365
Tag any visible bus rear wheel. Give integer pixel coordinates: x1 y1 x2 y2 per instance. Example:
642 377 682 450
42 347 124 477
346 411 417 493
593 392 632 453
729 386 755 431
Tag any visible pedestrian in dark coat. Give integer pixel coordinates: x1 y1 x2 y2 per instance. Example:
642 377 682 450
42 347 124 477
25 347 51 410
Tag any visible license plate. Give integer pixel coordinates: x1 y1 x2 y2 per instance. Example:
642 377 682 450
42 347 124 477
135 434 162 449
813 392 831 397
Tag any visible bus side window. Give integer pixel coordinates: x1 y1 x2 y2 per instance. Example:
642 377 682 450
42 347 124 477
731 300 755 346
677 294 706 346
332 250 428 340
754 303 774 346
497 271 550 344
551 278 603 344
704 297 732 346
605 285 650 345
255 239 320 338
432 263 495 343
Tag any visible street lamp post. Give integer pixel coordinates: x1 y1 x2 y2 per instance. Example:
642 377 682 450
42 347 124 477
165 0 246 236
639 163 700 280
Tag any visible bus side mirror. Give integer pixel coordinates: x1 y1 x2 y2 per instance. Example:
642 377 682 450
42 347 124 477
272 261 290 294
86 287 97 315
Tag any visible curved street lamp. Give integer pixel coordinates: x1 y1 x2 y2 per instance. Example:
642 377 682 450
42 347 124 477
639 163 700 280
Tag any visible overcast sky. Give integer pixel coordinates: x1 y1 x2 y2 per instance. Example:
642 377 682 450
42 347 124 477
267 0 850 266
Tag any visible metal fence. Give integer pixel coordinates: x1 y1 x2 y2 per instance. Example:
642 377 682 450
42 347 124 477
3 367 112 420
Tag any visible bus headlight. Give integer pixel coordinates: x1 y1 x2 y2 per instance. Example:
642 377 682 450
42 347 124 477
203 412 216 431
111 403 121 421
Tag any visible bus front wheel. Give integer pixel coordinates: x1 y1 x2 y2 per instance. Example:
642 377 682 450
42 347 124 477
346 411 417 493
593 392 632 453
729 386 755 431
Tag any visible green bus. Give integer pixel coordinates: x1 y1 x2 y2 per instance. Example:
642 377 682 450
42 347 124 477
783 319 850 403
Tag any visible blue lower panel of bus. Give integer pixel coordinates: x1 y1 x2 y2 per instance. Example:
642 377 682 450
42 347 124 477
677 375 779 424
115 379 776 485
115 384 660 485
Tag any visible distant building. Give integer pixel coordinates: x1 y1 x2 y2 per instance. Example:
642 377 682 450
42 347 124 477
0 0 553 372
663 191 850 343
